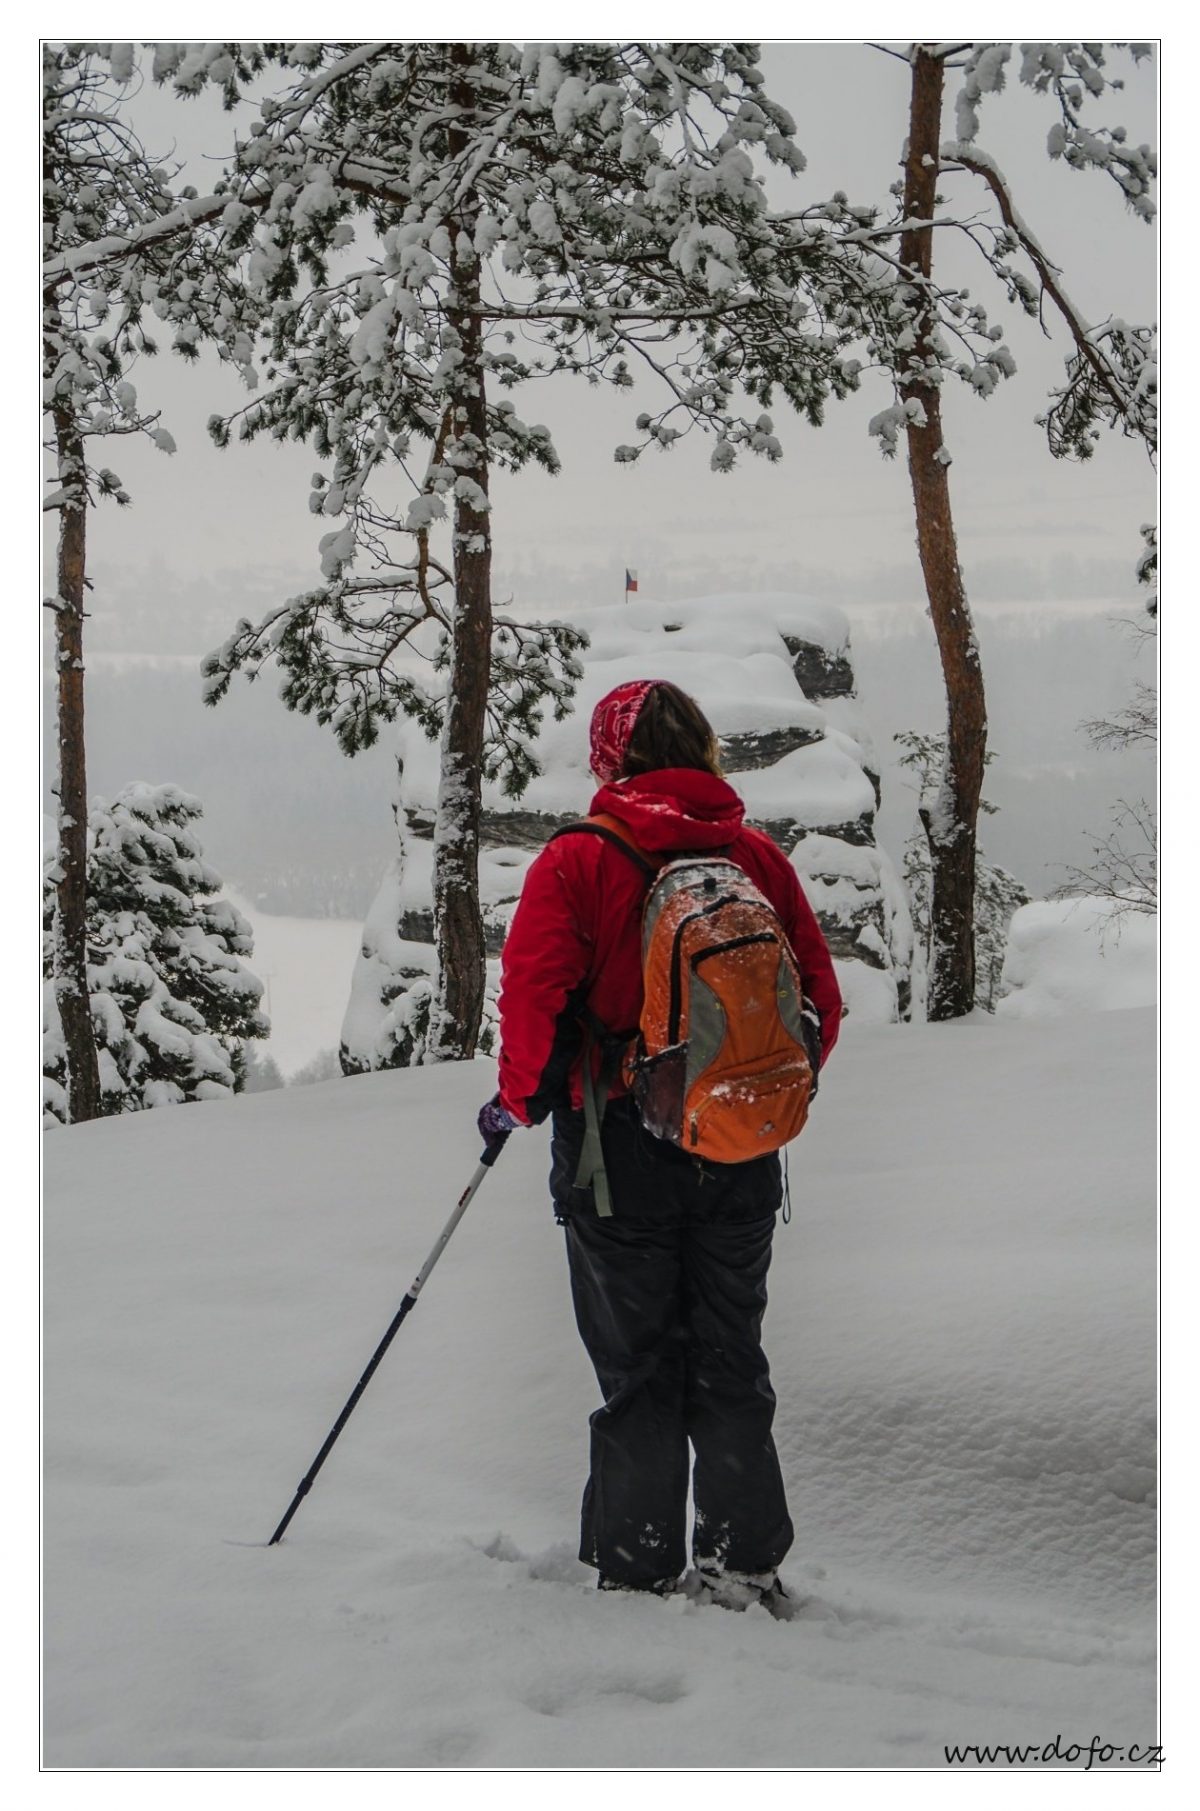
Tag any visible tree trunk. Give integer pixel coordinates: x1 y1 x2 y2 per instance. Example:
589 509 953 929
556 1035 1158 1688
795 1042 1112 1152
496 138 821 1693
51 402 101 1119
426 46 489 1062
899 47 988 1021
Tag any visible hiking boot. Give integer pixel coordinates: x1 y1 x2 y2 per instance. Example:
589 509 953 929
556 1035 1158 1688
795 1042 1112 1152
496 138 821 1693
688 1563 795 1617
755 1576 799 1621
597 1573 679 1597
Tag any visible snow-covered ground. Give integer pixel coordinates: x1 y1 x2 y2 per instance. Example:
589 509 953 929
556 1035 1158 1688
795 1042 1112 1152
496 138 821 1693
43 1006 1156 1768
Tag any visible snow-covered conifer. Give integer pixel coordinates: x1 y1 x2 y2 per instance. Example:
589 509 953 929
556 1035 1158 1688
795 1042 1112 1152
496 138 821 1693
43 785 268 1124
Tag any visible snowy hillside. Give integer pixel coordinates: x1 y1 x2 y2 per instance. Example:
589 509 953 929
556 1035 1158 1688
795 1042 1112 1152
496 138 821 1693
43 1009 1156 1768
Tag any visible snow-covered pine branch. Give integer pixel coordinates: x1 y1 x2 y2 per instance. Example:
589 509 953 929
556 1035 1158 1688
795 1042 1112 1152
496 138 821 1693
158 42 883 478
1017 42 1156 219
908 44 1158 467
43 47 275 446
478 616 588 797
842 45 1156 472
1136 522 1157 617
942 142 1156 463
951 41 1156 221
44 46 191 502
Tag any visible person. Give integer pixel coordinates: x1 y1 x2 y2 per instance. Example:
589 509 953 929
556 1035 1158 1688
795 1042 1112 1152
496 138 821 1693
477 678 842 1612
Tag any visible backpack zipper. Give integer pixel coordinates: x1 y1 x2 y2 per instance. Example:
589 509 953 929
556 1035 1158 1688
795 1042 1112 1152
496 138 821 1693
667 895 738 1043
691 930 777 968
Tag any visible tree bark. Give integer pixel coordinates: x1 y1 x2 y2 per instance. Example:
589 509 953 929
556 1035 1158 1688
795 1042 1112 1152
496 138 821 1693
426 45 489 1062
50 402 102 1119
899 47 988 1021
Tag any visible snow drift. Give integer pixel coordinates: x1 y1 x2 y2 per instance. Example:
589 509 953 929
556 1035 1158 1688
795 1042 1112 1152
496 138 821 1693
999 896 1156 1018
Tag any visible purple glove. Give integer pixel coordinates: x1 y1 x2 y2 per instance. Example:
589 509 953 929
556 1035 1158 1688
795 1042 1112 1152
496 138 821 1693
478 1095 519 1161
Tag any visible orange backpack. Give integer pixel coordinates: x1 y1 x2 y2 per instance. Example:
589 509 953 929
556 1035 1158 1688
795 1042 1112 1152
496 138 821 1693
554 814 821 1213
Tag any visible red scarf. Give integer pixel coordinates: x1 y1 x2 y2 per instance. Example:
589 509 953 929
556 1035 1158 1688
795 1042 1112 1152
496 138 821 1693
588 679 663 783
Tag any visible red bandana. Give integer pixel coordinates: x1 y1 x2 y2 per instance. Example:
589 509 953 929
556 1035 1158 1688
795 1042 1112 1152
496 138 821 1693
588 680 662 784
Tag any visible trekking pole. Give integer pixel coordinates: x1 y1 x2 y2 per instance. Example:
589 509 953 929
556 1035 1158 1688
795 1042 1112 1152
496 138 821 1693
267 1133 509 1546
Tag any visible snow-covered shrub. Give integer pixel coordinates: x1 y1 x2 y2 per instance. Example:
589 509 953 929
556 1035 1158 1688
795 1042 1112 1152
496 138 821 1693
43 785 268 1125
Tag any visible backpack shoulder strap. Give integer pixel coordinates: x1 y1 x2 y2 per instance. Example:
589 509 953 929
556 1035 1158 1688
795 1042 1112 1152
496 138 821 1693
545 815 657 1218
548 813 660 880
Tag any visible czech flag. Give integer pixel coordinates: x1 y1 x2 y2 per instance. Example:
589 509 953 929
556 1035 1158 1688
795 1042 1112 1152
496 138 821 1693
625 568 638 594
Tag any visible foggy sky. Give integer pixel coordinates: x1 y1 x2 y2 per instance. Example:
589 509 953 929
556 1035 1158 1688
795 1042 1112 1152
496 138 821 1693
79 42 1158 649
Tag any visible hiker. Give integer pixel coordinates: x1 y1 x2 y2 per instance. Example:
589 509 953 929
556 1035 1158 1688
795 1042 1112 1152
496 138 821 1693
477 679 842 1611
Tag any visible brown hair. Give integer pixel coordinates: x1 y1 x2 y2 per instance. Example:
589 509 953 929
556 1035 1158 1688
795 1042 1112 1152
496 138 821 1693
621 682 723 778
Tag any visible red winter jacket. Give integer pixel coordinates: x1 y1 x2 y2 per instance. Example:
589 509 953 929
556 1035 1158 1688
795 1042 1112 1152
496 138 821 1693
496 767 843 1126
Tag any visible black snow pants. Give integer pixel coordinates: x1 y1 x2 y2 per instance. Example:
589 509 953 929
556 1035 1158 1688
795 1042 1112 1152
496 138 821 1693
552 1098 794 1588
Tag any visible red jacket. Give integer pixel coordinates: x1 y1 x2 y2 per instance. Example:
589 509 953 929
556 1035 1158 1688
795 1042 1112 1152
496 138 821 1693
496 767 843 1126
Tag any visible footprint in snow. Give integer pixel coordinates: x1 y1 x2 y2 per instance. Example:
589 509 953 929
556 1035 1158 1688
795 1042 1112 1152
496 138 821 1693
474 1532 591 1586
524 1671 689 1716
473 1535 883 1633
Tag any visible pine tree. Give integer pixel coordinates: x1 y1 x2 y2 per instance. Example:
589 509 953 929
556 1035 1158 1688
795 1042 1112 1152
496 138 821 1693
43 785 268 1124
42 42 261 1120
157 40 877 1062
852 42 1155 1018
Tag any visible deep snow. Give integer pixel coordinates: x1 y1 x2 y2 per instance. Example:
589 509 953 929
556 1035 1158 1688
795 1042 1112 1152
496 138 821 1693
42 1008 1156 1768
